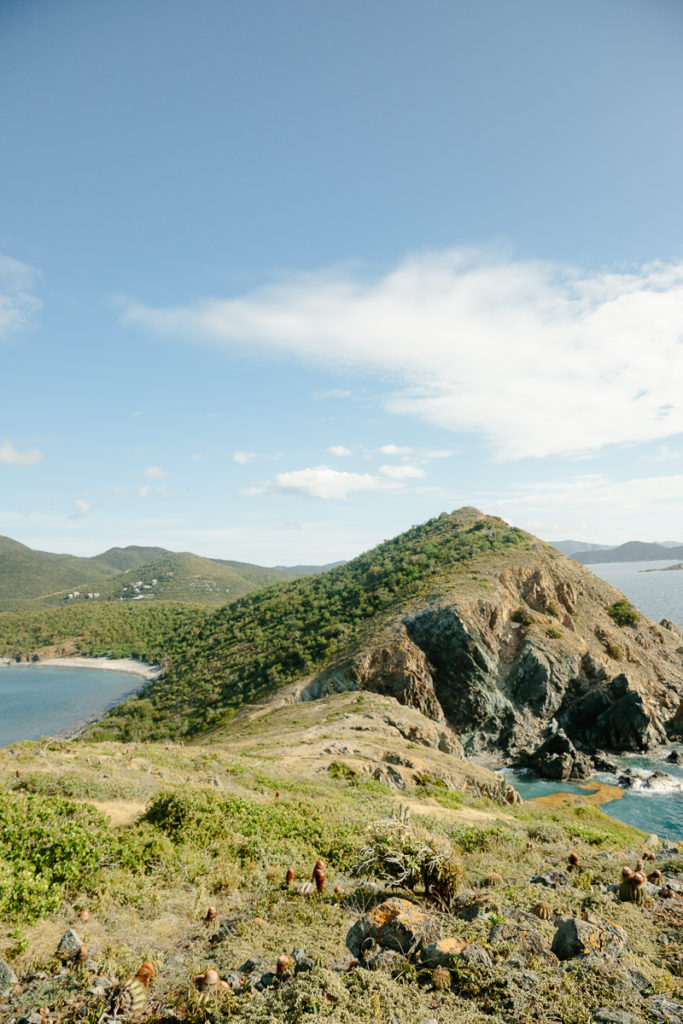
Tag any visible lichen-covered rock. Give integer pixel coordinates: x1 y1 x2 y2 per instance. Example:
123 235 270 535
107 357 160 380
56 928 83 959
531 870 572 888
459 944 493 970
551 915 627 961
364 948 407 973
420 937 469 967
489 921 555 963
0 960 17 995
346 897 441 958
646 995 683 1024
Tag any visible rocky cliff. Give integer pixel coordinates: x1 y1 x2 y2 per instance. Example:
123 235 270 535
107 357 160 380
293 511 683 779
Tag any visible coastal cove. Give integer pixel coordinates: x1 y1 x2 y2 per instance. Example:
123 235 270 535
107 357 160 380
0 660 160 746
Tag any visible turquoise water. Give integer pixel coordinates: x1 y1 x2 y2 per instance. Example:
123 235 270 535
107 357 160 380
507 747 683 840
0 665 142 746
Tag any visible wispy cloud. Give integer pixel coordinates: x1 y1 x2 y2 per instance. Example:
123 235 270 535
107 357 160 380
233 450 256 464
69 498 91 519
123 248 683 461
329 445 352 456
0 255 41 341
378 464 425 480
379 444 413 456
246 465 410 500
481 471 683 543
143 465 169 479
0 439 44 466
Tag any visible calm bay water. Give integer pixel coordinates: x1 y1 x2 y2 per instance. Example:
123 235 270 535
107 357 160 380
0 665 142 746
588 558 683 630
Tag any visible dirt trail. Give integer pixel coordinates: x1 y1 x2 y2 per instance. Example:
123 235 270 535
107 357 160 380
85 799 147 826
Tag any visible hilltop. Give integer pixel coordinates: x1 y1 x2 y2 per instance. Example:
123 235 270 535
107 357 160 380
3 507 683 782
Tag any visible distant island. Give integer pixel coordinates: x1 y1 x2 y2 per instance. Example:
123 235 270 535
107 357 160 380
642 562 683 573
551 538 683 564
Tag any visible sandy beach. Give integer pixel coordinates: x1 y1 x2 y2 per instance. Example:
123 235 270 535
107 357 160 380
0 656 163 681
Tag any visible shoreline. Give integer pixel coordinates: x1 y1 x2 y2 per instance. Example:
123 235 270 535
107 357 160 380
0 655 163 681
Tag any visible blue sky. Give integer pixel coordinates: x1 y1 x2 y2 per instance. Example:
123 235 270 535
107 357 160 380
2 0 683 564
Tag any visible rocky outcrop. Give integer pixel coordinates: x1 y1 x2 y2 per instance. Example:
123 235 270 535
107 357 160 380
527 729 592 782
294 515 683 778
351 637 445 723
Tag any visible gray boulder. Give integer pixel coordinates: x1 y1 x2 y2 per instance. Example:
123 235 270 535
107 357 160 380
0 960 17 995
56 928 83 959
646 995 683 1024
551 915 627 961
528 729 592 781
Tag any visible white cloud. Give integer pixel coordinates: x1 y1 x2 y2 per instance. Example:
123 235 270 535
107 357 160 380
74 499 91 514
138 485 151 499
379 464 425 480
191 453 205 461
233 450 256 464
249 465 397 500
482 471 683 544
0 440 44 466
143 465 169 480
329 445 352 456
379 444 413 456
122 249 683 461
0 255 41 341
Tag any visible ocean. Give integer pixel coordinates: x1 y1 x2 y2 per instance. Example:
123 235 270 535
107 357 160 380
506 558 683 840
0 664 142 746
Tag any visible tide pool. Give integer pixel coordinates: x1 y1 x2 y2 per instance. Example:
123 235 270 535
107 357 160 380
0 664 142 746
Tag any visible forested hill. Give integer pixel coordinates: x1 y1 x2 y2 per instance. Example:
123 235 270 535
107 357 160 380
0 508 529 738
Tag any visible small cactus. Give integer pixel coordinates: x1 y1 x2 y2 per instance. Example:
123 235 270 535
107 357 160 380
482 872 503 887
432 966 451 991
532 901 552 920
276 955 293 979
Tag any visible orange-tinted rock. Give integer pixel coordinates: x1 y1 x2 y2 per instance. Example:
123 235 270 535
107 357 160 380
346 897 441 958
420 937 469 967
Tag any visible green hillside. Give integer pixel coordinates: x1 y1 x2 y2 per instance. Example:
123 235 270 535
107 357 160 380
94 551 304 605
0 537 317 612
95 545 173 570
0 535 119 608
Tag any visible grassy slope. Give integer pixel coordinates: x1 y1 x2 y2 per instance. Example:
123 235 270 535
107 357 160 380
3 724 681 1024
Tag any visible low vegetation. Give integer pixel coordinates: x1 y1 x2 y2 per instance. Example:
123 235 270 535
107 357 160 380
1 735 681 1024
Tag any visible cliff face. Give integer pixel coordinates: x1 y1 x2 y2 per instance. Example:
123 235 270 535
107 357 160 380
297 535 683 779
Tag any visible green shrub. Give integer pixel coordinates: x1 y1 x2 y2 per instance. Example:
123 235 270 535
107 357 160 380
0 792 113 922
546 627 562 639
606 600 638 627
606 643 623 660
